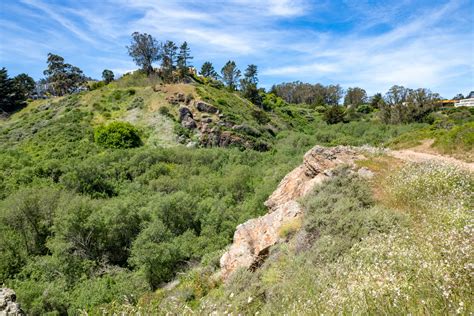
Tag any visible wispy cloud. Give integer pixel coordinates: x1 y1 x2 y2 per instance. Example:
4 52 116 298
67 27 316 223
1 0 472 96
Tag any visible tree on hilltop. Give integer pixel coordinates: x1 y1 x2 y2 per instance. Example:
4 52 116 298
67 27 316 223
0 68 35 113
102 69 114 84
127 32 161 75
43 53 86 96
200 62 218 80
240 64 262 106
177 41 193 78
221 60 241 91
161 40 178 82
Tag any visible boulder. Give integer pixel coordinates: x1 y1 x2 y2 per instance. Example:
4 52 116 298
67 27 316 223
220 146 362 280
175 92 186 103
0 288 24 315
195 101 218 114
181 117 197 129
178 106 193 122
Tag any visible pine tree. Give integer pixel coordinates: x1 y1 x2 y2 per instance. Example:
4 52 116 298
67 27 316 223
200 62 218 79
161 41 178 82
177 42 193 70
220 61 241 91
240 64 261 105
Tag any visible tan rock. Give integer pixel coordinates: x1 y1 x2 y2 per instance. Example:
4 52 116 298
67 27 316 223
219 146 362 280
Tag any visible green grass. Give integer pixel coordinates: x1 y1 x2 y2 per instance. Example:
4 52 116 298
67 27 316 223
1 71 473 314
122 161 472 315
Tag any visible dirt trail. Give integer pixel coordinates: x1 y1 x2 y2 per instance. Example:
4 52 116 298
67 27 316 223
388 140 474 172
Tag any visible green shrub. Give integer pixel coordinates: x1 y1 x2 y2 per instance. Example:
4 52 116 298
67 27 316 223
158 106 172 118
89 81 106 91
301 167 402 261
323 106 345 124
127 97 144 110
94 121 142 149
356 104 373 113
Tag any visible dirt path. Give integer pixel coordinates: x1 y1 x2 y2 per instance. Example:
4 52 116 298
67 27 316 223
388 141 474 172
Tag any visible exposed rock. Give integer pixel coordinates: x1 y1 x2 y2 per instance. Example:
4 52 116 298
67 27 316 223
0 288 24 315
358 167 375 179
175 92 186 103
178 106 193 122
220 146 362 280
167 92 186 105
178 106 196 129
195 101 218 114
186 141 198 148
202 118 212 123
181 118 197 129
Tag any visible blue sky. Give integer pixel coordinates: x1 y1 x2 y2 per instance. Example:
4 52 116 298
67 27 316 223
1 0 473 98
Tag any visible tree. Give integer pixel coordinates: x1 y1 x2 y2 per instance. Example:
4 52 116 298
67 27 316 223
127 32 161 75
240 64 262 106
221 60 241 91
0 68 35 113
43 53 86 96
385 85 409 106
102 69 114 84
243 64 258 85
177 41 193 77
161 40 178 82
0 68 15 113
344 87 367 107
370 93 384 108
325 84 344 105
453 93 464 100
200 62 218 79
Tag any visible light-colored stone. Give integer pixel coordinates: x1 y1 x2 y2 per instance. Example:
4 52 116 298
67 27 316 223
0 288 24 316
358 167 375 179
219 146 362 280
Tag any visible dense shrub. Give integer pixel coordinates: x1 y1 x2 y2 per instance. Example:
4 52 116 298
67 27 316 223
301 167 402 261
323 105 345 124
94 121 142 149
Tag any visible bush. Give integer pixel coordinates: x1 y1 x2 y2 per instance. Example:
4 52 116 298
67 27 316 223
301 167 403 261
94 121 142 149
323 106 345 124
356 104 373 114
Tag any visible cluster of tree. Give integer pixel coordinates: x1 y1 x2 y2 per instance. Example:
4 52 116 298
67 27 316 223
377 86 441 124
0 68 35 114
270 81 344 106
127 32 193 82
43 53 87 96
126 32 262 104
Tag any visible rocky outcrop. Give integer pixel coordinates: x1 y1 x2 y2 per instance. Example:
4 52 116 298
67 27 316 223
219 146 362 280
0 288 24 316
178 106 197 129
195 101 218 114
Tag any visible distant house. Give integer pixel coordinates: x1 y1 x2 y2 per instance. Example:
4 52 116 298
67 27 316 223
455 91 474 107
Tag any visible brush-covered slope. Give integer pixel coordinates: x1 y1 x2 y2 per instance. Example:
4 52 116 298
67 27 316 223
1 71 473 315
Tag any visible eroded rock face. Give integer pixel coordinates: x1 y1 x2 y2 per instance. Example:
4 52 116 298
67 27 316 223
0 288 24 316
219 146 362 280
195 101 218 114
179 106 197 129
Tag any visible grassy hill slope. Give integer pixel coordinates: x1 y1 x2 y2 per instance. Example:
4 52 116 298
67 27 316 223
0 72 472 314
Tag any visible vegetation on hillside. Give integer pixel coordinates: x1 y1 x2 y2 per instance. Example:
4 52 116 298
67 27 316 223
1 31 473 315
